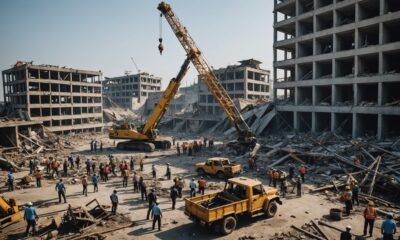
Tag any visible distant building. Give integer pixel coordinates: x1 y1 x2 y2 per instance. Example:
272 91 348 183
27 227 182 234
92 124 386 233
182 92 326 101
198 59 271 117
102 72 161 110
1 61 103 134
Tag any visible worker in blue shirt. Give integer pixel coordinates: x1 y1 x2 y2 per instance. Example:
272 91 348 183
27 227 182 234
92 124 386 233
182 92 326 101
151 202 162 231
110 190 118 214
381 213 397 240
7 169 14 191
92 174 99 192
55 179 67 203
24 202 38 236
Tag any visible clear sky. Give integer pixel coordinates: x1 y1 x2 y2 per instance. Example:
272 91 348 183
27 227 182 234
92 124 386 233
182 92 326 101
0 0 274 100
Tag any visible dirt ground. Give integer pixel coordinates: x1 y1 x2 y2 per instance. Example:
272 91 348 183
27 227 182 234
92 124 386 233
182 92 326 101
1 133 398 240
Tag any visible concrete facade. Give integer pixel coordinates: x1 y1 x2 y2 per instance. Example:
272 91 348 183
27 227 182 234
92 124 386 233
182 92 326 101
2 61 103 134
273 0 400 139
198 59 271 118
102 73 161 110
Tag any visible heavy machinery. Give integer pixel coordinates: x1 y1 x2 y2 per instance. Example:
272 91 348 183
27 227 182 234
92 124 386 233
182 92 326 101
157 2 257 150
109 58 191 152
0 197 22 228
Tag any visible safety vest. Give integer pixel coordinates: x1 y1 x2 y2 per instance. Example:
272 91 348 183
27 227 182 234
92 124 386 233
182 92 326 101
299 166 306 174
124 170 129 177
343 191 352 201
140 160 144 165
273 172 280 180
35 171 42 179
82 178 88 186
364 207 377 220
45 159 50 165
52 161 59 169
198 179 206 188
268 170 274 178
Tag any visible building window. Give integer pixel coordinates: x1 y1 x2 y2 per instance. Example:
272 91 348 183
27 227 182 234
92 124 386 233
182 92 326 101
235 70 244 79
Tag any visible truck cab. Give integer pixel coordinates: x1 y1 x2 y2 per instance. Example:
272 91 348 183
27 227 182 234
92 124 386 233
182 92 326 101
195 157 242 179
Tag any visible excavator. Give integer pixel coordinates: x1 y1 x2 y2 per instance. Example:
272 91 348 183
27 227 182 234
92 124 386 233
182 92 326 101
157 2 258 153
0 197 22 228
109 58 191 152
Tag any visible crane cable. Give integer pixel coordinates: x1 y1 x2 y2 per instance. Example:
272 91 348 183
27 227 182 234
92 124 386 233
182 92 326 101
158 13 164 54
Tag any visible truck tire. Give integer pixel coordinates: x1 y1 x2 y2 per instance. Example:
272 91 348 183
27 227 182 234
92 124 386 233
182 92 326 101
220 216 236 235
197 168 205 175
213 221 221 234
216 171 225 179
264 201 278 218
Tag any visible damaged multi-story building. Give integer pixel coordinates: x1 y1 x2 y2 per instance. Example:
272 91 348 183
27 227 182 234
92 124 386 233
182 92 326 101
2 61 103 134
273 0 400 139
102 72 162 110
198 59 271 117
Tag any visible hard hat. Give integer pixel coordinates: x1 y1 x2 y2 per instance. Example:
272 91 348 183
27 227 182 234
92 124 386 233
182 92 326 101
27 202 33 206
201 176 204 179
346 225 351 230
179 177 182 180
192 178 195 180
345 186 350 190
368 201 374 206
167 163 170 165
387 213 394 219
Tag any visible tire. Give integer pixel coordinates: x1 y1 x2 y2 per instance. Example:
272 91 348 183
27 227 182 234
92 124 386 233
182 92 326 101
213 221 221 234
216 171 225 179
116 142 124 150
197 168 205 175
264 201 278 218
164 141 172 149
220 216 236 235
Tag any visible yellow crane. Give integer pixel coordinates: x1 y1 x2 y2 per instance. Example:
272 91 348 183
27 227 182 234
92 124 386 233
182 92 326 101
157 2 256 148
109 58 191 152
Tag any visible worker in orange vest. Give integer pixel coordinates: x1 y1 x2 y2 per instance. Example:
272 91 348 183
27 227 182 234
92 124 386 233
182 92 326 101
343 186 353 216
198 177 206 195
363 201 377 236
273 170 280 188
44 157 51 174
139 159 144 171
35 168 42 188
122 169 129 188
298 165 307 183
268 168 274 186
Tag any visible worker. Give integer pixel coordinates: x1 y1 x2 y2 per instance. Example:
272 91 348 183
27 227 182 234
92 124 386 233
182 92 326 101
363 201 377 236
92 174 99 192
247 156 255 169
189 178 197 197
165 163 171 180
340 226 352 240
63 160 68 177
280 178 288 198
91 160 96 174
146 189 157 220
140 159 144 171
151 202 162 231
82 175 88 196
140 177 148 201
76 155 80 169
381 213 397 240
111 158 117 176
133 172 139 193
152 164 157 179
273 170 280 188
29 159 34 174
176 177 185 198
90 139 94 152
288 164 295 179
7 169 14 192
170 186 178 210
354 156 361 166
103 164 109 182
24 202 38 236
268 168 274 186
52 160 60 178
110 190 118 214
55 179 67 203
177 143 181 156
296 176 302 197
352 181 360 206
45 157 51 173
198 177 206 195
94 140 97 153
172 138 175 146
100 141 103 151
35 168 42 188
123 168 129 187
130 157 135 171
343 186 353 216
299 164 307 183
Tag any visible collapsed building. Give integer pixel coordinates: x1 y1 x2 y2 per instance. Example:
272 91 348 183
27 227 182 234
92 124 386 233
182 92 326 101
2 61 104 134
273 0 400 139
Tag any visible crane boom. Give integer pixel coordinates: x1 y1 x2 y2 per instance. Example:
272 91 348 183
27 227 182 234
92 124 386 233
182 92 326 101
157 2 255 143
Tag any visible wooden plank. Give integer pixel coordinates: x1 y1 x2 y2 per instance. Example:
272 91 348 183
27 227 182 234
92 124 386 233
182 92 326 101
310 183 346 193
311 220 330 240
267 154 291 168
291 225 326 240
368 156 382 195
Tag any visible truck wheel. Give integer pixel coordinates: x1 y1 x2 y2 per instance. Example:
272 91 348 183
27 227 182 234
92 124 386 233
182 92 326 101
213 221 221 234
216 171 225 179
264 201 278 218
197 168 205 175
221 216 236 235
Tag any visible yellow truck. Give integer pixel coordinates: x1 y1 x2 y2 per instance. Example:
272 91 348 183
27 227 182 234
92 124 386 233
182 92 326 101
195 157 242 179
185 177 282 235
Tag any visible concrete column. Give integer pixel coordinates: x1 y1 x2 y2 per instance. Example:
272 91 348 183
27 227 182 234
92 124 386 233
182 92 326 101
380 0 385 15
312 86 317 105
352 113 358 138
294 111 299 131
354 83 358 106
355 2 360 22
295 86 299 105
332 84 336 105
312 61 317 80
377 114 382 140
379 23 384 45
331 112 336 132
378 82 382 106
312 112 316 132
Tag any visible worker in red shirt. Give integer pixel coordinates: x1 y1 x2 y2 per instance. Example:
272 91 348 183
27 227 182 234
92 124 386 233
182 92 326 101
363 201 377 237
198 177 206 195
298 165 307 183
268 168 274 186
273 170 280 188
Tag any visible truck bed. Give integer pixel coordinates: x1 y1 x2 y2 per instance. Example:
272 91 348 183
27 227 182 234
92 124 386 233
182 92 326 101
185 192 248 223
